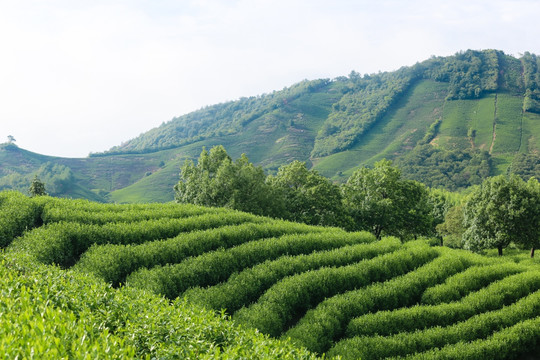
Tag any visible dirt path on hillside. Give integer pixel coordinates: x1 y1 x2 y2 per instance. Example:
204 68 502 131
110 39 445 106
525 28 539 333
489 94 498 155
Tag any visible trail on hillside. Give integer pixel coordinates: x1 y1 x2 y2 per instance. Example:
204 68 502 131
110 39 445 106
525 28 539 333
489 94 498 155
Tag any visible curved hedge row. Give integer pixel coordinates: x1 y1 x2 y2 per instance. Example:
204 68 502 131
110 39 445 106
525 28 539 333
0 191 43 248
283 248 478 354
0 252 320 360
328 290 540 359
233 241 439 338
41 199 228 225
346 269 540 338
184 235 397 314
75 221 331 285
396 316 540 360
10 211 267 267
420 262 525 305
126 231 377 299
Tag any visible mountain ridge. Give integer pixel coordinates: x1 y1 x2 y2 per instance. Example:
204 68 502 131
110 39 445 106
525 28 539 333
2 49 540 202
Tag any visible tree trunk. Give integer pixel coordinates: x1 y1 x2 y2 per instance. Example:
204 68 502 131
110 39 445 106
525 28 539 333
531 247 536 258
498 246 503 256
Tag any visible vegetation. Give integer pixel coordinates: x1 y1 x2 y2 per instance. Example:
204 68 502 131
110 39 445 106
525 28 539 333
1 191 539 358
463 175 540 256
2 49 540 202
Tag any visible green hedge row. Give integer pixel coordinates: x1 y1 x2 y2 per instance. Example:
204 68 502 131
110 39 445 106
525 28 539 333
284 247 478 354
0 252 320 359
10 211 267 267
185 234 394 314
346 269 540 338
420 262 525 305
328 289 540 359
395 316 540 360
233 241 439 338
0 191 44 248
41 199 228 225
125 231 375 299
75 220 331 286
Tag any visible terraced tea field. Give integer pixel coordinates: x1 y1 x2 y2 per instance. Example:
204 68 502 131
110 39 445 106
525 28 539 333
2 191 539 359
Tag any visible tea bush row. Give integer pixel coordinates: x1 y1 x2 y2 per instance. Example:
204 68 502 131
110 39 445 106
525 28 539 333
0 191 43 247
284 248 478 354
10 211 267 267
328 289 540 359
346 269 540 337
420 262 525 305
41 199 228 225
185 235 396 314
233 241 439 338
126 231 377 299
75 221 330 285
395 316 540 360
0 252 320 359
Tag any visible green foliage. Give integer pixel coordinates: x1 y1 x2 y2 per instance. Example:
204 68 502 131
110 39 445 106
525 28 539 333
10 211 267 267
1 193 540 359
29 175 47 197
0 191 43 247
342 159 433 238
0 253 320 359
233 241 438 338
463 175 540 255
395 316 540 360
396 144 491 190
75 221 325 286
268 160 351 227
284 247 475 354
328 290 540 360
423 49 500 99
346 270 540 338
126 230 372 299
313 68 416 157
175 146 281 216
510 152 540 181
420 262 524 305
437 204 467 248
185 233 391 314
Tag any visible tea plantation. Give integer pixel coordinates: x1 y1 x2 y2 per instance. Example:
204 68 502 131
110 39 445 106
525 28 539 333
1 191 539 359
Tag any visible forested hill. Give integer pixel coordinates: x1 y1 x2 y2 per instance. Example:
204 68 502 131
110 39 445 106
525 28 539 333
3 49 540 202
102 49 540 158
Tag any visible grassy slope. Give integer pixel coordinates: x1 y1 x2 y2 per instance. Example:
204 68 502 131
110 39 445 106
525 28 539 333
313 80 448 178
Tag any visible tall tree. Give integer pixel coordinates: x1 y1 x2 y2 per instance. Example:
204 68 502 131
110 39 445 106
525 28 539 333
267 161 350 227
342 159 432 239
462 175 539 256
28 175 47 197
174 146 280 216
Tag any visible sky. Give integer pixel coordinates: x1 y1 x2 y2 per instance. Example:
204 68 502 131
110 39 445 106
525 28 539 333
1 0 540 158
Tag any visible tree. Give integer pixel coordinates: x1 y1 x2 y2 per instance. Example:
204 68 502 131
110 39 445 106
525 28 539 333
7 135 15 144
267 161 350 227
29 175 47 197
174 146 280 216
462 175 539 256
436 204 466 248
519 178 540 257
342 159 432 239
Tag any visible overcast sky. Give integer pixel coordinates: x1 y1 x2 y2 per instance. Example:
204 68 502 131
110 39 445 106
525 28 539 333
1 0 540 157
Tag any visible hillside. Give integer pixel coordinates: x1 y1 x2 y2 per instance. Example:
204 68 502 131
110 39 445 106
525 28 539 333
2 49 540 202
1 191 539 359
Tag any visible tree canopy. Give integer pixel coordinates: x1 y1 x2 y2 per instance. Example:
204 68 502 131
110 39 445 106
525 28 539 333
462 175 540 256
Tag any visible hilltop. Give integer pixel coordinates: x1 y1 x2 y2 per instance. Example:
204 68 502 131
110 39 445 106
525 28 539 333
2 49 540 202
